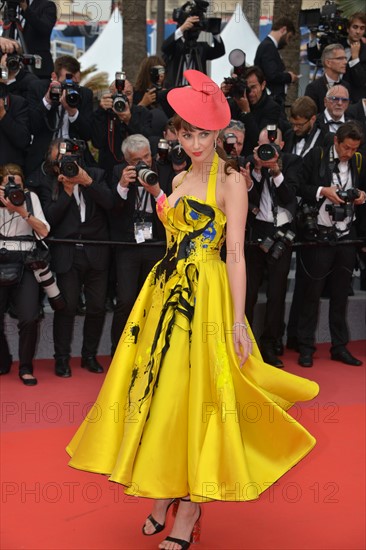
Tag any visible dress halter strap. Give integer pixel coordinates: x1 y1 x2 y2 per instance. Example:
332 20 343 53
206 152 219 206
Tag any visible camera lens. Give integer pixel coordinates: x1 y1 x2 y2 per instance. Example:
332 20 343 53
257 144 277 161
60 159 79 178
113 95 127 112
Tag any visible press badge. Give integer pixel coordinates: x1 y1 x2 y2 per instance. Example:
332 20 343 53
134 221 153 243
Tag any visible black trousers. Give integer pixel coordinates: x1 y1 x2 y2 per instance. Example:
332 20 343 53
53 248 108 359
245 221 293 347
297 227 357 353
111 244 164 354
0 268 40 372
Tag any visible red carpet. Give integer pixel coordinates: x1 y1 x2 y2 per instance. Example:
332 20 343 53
1 342 365 550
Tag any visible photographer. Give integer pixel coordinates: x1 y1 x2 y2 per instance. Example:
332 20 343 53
91 74 153 179
108 134 174 356
0 163 50 385
19 0 57 79
245 126 302 368
41 139 113 378
316 84 352 134
161 3 225 88
296 121 366 368
308 12 366 102
25 55 94 179
217 119 245 163
226 66 284 156
0 51 39 100
0 70 31 168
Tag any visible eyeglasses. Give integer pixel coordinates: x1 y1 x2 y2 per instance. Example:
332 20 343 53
326 96 350 103
289 119 310 128
329 56 347 61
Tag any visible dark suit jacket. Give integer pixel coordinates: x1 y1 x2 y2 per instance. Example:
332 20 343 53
304 75 351 113
283 121 333 157
25 78 94 176
161 33 225 88
108 160 175 242
346 100 366 142
229 91 284 156
254 37 292 104
21 0 57 79
0 93 31 167
246 152 302 224
91 104 153 179
41 167 113 273
5 69 39 101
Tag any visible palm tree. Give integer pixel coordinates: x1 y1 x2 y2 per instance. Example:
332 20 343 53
241 0 260 37
273 0 302 107
337 0 366 17
121 0 147 83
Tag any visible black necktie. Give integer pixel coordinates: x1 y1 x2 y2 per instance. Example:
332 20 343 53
326 120 342 126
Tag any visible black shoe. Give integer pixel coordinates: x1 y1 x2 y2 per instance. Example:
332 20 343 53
331 348 363 366
261 350 284 368
0 358 12 375
273 339 284 356
286 336 299 352
298 353 313 367
55 357 72 378
81 356 104 373
19 364 38 386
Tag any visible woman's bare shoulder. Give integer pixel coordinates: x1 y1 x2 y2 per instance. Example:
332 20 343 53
172 171 188 191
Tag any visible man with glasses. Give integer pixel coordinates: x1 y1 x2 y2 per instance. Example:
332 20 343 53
305 44 351 113
316 85 352 134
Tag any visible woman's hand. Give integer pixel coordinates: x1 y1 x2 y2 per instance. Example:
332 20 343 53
233 323 253 367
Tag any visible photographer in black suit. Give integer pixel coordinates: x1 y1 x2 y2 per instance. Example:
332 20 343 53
19 0 57 79
245 126 302 368
296 121 366 368
161 13 225 88
25 55 94 179
109 134 175 355
0 73 31 168
41 139 113 377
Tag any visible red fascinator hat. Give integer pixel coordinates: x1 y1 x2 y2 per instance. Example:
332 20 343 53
167 69 231 130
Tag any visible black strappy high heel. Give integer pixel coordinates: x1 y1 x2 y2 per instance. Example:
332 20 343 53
160 497 201 550
142 498 176 536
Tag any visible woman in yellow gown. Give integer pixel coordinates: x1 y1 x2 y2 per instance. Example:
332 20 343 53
67 70 319 550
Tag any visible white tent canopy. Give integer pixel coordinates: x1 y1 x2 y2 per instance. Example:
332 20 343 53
210 3 260 86
78 7 123 84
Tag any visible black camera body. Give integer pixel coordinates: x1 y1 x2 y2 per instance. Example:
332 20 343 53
223 133 237 158
297 203 319 240
149 66 165 91
112 71 128 113
173 0 221 35
57 139 85 177
135 162 158 186
6 53 42 73
325 188 360 222
3 175 25 207
224 49 247 100
257 125 281 162
259 229 296 260
62 74 80 107
299 0 348 55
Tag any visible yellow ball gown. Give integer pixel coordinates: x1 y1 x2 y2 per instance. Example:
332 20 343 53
67 154 319 503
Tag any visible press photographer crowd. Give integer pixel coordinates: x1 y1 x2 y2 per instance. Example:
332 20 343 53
0 0 366 386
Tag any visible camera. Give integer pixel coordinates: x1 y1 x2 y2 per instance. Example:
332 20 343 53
157 139 170 162
57 139 85 177
6 53 42 72
135 161 158 185
61 73 80 107
223 49 247 100
25 251 65 311
325 188 360 222
169 140 189 166
257 125 281 161
149 66 165 91
2 175 25 207
112 71 128 113
299 0 348 55
259 229 296 260
173 1 221 36
222 133 237 158
297 203 319 240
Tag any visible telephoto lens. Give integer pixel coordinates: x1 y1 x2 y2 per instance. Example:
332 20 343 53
135 161 158 185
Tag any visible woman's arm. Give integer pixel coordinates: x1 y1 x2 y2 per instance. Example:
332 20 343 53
222 169 252 366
